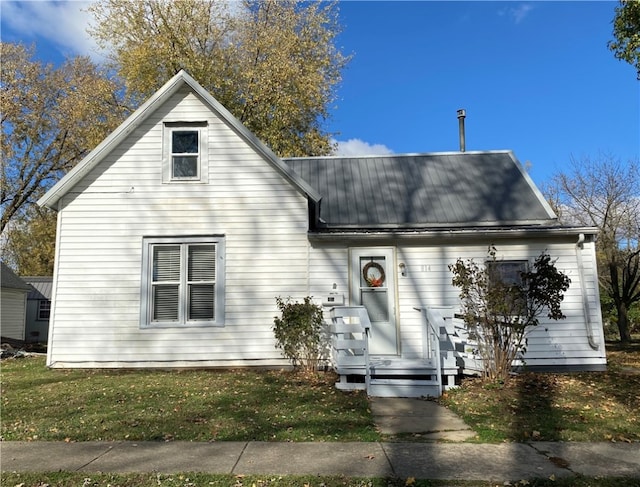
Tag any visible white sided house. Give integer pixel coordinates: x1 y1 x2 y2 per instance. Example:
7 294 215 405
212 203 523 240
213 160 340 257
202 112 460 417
1 263 32 343
39 71 606 397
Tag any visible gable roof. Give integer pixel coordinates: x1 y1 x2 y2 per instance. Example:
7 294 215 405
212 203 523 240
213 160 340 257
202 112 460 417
22 277 53 300
38 70 320 209
285 151 557 230
1 263 32 291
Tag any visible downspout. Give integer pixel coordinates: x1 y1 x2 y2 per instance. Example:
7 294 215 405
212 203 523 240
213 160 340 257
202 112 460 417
576 233 599 350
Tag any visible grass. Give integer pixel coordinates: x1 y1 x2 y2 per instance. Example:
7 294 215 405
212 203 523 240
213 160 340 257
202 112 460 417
438 340 640 443
1 341 639 444
0 361 378 442
1 472 639 487
2 343 639 486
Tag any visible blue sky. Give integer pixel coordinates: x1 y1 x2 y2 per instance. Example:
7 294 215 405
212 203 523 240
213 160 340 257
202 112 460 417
1 0 638 187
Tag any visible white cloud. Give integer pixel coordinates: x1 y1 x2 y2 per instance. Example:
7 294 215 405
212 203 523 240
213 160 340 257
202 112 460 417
498 3 534 24
1 1 103 60
332 138 394 157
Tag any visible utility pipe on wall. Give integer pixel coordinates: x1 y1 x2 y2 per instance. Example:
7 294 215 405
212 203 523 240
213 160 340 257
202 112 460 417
457 109 466 152
576 233 599 350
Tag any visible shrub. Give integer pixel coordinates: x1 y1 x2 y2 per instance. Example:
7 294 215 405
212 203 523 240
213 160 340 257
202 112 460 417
449 246 571 382
273 296 324 372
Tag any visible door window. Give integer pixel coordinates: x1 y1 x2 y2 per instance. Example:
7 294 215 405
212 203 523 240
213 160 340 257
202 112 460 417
359 256 389 323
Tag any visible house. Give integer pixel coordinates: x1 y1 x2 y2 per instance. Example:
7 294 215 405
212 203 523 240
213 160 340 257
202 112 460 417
1 262 32 343
38 71 606 395
23 277 53 343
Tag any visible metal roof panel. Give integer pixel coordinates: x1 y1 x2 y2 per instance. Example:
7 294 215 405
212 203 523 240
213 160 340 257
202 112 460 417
285 151 556 228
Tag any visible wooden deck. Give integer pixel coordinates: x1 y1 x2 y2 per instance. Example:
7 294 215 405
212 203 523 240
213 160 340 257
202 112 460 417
328 306 464 398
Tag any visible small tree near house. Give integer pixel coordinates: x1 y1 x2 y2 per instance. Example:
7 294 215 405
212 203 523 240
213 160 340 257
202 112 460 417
449 246 571 382
273 296 325 373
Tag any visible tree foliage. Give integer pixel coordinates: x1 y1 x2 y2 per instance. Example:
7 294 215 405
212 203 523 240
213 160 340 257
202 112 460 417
548 154 640 343
88 0 349 157
273 296 325 372
1 42 127 232
449 246 571 382
2 207 57 276
609 0 640 79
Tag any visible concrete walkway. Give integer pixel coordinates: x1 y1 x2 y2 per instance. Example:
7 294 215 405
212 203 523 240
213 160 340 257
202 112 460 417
2 440 639 480
370 397 475 441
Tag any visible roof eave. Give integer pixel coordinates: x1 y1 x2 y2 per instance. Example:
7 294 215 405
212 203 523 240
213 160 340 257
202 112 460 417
506 151 558 220
180 72 321 203
316 218 559 230
38 73 189 209
308 225 599 240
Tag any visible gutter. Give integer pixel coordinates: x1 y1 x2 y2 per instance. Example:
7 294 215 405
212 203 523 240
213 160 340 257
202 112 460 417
308 226 599 241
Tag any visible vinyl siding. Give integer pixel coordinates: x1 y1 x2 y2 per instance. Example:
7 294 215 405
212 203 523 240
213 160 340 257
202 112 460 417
1 288 27 341
309 236 606 369
48 87 309 367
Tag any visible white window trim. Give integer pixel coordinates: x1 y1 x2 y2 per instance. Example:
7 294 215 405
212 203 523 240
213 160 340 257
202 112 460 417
37 300 51 321
140 236 225 328
162 122 208 184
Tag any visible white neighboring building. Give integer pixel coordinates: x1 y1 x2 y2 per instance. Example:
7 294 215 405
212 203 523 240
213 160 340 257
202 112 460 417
1 263 31 342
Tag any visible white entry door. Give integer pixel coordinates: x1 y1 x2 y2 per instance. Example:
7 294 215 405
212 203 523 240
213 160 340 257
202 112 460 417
349 248 398 355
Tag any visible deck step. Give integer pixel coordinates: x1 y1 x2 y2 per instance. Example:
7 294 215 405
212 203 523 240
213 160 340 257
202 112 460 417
369 378 441 398
369 360 454 376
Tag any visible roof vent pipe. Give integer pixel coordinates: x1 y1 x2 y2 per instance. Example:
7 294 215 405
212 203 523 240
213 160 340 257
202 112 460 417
457 109 466 152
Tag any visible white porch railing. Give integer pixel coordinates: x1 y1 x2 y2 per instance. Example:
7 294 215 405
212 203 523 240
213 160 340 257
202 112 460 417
329 306 371 392
420 307 444 393
329 306 465 397
417 306 460 391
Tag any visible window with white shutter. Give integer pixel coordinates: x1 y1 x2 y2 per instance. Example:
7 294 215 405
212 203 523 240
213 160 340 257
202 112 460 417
187 244 216 320
141 237 225 327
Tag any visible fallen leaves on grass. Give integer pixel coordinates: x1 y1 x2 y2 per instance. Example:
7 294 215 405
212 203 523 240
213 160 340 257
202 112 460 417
439 346 640 443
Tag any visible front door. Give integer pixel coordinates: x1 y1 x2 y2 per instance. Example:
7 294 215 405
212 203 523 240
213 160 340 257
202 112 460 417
349 248 398 355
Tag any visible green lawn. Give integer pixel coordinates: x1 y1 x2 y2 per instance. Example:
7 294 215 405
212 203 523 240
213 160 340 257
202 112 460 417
2 344 639 486
1 342 639 444
0 360 377 442
438 341 640 443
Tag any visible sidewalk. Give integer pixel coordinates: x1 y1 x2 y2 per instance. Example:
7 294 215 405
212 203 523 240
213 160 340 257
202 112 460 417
2 440 639 480
2 398 639 480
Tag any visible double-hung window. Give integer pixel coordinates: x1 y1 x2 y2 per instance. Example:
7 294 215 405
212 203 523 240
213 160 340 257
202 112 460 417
163 122 208 183
38 300 51 321
171 130 199 179
486 260 528 313
141 237 225 327
487 261 528 288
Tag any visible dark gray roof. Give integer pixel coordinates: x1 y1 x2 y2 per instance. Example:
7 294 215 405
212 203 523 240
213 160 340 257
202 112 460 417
284 151 556 229
23 277 53 300
1 263 31 291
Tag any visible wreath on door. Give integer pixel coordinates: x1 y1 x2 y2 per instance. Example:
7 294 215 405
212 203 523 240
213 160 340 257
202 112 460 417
363 261 386 287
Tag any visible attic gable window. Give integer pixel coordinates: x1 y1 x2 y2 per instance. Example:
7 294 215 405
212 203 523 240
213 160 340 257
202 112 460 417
172 130 199 178
141 236 225 328
163 122 208 183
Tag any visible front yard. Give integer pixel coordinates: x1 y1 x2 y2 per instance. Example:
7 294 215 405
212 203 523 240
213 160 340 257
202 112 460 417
0 360 377 442
1 341 639 444
439 340 640 442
